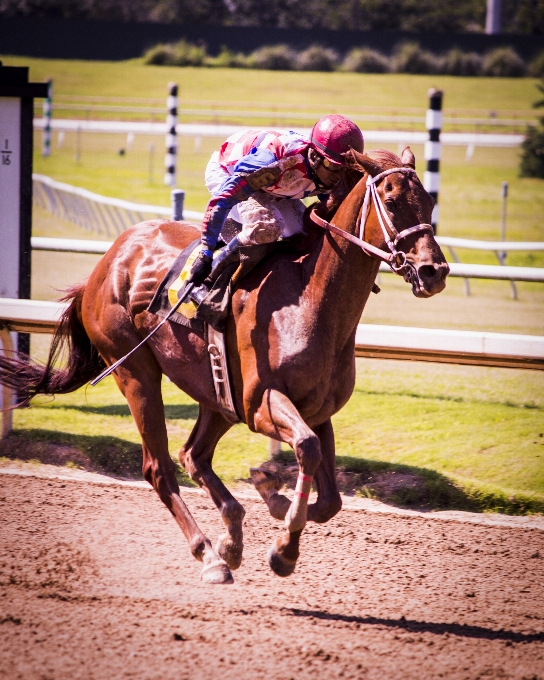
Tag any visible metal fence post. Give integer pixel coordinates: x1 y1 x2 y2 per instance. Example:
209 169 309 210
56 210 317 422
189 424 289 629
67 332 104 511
171 189 185 221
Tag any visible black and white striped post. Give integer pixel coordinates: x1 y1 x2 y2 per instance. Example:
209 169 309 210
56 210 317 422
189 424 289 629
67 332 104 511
42 79 52 157
164 82 178 187
424 88 443 233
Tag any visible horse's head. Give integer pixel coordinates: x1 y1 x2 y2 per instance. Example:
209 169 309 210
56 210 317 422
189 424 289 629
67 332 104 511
345 147 449 298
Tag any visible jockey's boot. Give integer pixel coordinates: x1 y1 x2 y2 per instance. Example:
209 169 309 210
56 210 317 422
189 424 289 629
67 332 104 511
190 234 244 305
209 234 243 283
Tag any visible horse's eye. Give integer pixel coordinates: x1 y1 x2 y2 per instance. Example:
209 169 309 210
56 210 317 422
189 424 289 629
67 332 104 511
385 198 396 212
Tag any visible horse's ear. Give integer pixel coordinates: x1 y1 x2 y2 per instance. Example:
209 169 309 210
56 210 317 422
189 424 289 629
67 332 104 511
401 146 416 169
345 149 381 177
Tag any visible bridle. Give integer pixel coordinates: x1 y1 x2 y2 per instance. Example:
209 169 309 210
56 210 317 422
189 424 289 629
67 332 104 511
310 166 434 281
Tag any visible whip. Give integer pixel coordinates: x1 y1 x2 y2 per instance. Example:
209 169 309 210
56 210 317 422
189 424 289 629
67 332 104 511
90 282 195 386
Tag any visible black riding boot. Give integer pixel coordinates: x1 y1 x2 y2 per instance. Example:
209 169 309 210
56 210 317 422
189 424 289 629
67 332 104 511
190 234 244 305
209 233 244 284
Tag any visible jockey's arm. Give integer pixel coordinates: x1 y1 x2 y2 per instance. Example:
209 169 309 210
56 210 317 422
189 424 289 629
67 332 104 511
200 174 256 257
200 147 283 256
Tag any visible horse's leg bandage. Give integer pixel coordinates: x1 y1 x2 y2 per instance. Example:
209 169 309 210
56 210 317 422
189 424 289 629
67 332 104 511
285 472 313 532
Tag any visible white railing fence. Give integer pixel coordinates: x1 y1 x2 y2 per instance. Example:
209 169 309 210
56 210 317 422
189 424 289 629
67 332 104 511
33 174 204 239
32 175 544 286
2 298 543 436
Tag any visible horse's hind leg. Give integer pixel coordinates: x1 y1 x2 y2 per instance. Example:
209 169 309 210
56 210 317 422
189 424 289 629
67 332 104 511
251 388 322 577
111 356 233 585
179 406 246 570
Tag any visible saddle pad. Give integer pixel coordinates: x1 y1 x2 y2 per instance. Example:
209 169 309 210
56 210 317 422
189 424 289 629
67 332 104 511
147 238 204 331
147 239 281 332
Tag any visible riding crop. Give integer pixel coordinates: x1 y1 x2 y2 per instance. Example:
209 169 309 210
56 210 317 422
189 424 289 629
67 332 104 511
90 282 195 386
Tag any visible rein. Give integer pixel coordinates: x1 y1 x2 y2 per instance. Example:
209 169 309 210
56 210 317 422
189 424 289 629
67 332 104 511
310 166 434 278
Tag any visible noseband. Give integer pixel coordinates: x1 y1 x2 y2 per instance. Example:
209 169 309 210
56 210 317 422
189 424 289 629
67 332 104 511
310 166 434 280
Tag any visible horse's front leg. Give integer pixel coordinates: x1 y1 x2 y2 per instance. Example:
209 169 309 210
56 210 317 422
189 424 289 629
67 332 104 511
251 388 322 577
180 405 246 571
251 418 341 523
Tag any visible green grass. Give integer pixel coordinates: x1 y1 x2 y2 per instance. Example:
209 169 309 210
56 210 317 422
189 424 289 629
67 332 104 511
1 359 543 514
2 55 539 116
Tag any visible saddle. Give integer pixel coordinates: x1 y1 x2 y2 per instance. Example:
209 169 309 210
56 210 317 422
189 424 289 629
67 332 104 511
147 237 279 423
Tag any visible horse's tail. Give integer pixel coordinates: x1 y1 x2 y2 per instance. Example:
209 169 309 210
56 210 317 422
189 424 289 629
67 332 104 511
0 282 106 407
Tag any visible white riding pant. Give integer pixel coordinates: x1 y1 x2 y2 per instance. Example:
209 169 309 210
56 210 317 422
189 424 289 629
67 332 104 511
205 152 306 246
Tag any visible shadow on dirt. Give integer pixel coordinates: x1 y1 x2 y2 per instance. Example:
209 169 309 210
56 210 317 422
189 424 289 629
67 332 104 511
258 449 477 512
288 608 544 643
256 448 543 515
0 429 196 487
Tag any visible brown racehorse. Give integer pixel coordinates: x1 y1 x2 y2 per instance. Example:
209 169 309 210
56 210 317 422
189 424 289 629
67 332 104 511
0 148 449 584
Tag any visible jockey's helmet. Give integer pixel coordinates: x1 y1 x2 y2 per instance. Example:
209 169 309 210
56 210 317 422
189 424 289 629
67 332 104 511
309 115 364 166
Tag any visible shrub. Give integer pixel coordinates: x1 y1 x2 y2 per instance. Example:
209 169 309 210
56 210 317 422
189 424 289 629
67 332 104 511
392 42 438 75
170 40 207 67
143 40 207 67
528 51 544 78
250 44 297 71
143 43 176 66
519 125 544 177
296 44 339 72
441 48 482 76
482 47 526 77
212 46 249 68
342 47 390 73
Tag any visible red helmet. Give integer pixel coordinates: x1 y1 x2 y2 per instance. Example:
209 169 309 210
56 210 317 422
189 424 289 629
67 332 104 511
310 115 364 166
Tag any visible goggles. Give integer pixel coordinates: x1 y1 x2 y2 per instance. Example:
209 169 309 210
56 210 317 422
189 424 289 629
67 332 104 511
319 154 343 171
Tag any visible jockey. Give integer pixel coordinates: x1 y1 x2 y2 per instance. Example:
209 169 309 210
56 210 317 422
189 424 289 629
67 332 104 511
188 114 364 288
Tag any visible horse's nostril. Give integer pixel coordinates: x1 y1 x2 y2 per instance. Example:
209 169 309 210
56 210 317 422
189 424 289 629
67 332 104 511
418 265 438 280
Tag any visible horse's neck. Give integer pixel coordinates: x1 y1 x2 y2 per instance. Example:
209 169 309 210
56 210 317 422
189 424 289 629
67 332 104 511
309 176 380 334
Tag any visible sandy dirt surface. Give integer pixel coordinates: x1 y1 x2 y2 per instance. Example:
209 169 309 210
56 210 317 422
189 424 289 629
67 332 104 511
1 471 543 680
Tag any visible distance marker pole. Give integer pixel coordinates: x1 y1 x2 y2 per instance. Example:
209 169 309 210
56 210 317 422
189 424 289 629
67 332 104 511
164 82 178 187
424 88 443 234
42 79 52 157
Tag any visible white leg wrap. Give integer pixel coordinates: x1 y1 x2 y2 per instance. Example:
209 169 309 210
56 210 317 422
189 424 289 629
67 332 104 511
285 473 313 533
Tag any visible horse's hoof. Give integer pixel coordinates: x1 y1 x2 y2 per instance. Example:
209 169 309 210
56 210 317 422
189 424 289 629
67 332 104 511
250 467 283 493
216 535 243 571
200 559 234 585
267 543 297 578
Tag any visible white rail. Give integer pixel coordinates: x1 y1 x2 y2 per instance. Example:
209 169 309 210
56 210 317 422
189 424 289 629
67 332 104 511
31 236 544 284
33 174 203 239
33 118 525 148
436 236 544 252
1 299 543 437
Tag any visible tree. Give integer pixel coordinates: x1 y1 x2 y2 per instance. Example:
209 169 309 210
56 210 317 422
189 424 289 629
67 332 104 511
519 77 544 178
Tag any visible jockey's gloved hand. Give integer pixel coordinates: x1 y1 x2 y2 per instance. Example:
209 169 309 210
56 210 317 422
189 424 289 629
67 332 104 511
188 251 213 286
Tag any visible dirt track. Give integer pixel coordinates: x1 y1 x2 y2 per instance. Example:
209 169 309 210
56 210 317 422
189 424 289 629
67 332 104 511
1 471 543 680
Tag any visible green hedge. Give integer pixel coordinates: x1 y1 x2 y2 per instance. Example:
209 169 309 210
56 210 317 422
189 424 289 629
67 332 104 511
143 40 544 78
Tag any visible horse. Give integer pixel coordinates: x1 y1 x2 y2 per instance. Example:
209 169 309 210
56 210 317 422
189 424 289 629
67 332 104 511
0 147 449 585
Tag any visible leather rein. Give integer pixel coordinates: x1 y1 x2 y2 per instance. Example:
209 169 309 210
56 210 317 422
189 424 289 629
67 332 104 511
310 166 434 279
